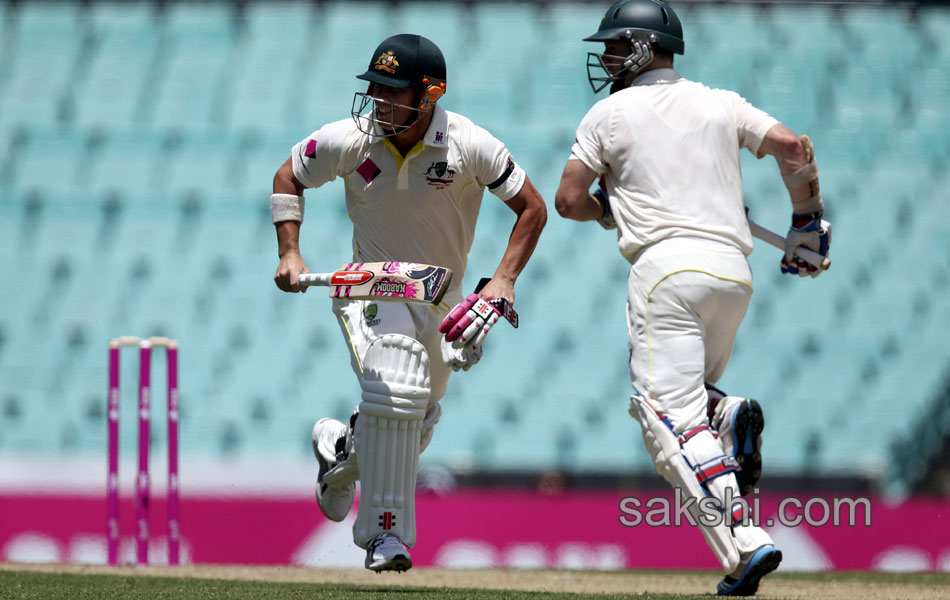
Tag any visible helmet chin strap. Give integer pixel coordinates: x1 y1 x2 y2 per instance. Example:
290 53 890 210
399 92 423 132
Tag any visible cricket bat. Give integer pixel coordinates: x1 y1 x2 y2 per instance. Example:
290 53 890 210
748 218 831 271
298 261 453 305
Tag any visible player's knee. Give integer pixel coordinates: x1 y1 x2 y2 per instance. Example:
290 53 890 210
419 403 442 454
359 334 430 418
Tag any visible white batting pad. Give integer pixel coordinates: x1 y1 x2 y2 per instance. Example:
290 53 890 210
629 395 740 572
679 424 773 555
353 334 430 548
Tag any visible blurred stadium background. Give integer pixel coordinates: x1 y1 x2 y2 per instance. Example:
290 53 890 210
1 0 949 571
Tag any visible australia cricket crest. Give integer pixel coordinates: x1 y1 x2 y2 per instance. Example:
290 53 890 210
424 161 456 189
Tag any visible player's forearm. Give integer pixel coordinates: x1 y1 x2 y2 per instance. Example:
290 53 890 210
275 221 303 259
494 185 547 285
557 192 606 221
494 209 545 284
272 157 308 258
758 124 815 210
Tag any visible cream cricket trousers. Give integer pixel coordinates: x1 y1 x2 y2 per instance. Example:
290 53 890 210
626 238 753 433
332 294 459 408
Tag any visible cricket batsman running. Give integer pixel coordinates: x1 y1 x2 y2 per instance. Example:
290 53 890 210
271 34 546 571
555 0 831 595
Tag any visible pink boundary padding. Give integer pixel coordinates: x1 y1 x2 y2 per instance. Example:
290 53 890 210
166 345 180 566
136 342 151 565
2 490 949 568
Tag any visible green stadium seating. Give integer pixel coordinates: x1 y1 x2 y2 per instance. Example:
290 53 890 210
0 2 948 491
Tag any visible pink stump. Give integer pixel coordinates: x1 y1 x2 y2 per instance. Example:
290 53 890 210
167 344 180 566
136 341 152 565
106 344 120 566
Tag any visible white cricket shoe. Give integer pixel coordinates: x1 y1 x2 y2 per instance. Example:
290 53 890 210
312 418 355 522
365 533 412 572
717 545 782 596
714 397 764 496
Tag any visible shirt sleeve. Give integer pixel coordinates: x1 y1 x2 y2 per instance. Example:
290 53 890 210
470 125 526 202
570 101 611 175
290 120 349 189
729 91 779 157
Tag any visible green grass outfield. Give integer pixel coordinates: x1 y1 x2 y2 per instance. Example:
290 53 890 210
1 565 948 600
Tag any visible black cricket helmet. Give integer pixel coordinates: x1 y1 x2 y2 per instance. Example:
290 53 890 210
352 34 447 136
584 0 684 93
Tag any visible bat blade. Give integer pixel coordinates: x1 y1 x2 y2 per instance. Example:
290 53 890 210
298 262 453 305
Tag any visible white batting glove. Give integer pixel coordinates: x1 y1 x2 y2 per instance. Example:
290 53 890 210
783 214 832 278
439 293 501 348
439 337 483 372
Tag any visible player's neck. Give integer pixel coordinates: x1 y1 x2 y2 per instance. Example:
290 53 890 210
389 112 433 156
389 134 421 157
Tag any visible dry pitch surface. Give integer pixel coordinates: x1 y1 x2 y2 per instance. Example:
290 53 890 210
3 563 949 600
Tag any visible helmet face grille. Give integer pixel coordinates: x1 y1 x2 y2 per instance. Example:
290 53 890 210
350 91 428 138
585 34 655 94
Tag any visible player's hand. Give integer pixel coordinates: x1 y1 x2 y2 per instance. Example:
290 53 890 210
592 177 616 230
439 293 501 348
440 336 482 372
783 213 831 278
274 251 310 292
475 277 515 306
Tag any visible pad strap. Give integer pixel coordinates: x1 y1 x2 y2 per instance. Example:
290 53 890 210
678 425 711 445
730 504 755 526
694 456 741 485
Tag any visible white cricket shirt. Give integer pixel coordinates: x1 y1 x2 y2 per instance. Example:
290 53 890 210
571 68 778 262
292 104 525 290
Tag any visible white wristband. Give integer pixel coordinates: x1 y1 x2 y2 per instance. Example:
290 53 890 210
271 193 305 223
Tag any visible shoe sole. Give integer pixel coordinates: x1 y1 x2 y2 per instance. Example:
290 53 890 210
367 554 412 573
314 420 351 522
732 400 764 496
718 547 782 596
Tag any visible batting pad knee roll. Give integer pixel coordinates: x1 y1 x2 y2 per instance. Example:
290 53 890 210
359 334 430 418
354 334 430 548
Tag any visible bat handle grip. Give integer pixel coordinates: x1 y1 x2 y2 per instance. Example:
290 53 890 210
297 273 332 287
748 218 831 271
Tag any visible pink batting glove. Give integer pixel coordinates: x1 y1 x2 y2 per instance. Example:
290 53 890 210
439 293 501 347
